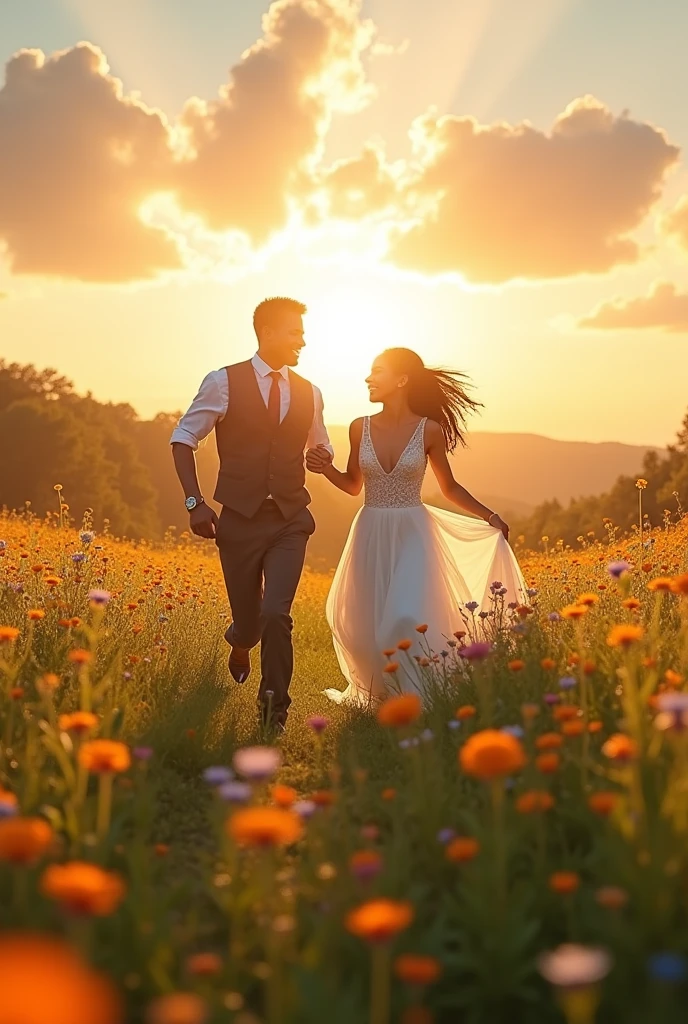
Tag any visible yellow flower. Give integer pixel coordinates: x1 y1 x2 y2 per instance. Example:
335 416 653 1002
636 479 648 489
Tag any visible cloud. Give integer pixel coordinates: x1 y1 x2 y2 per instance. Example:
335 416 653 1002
0 43 181 282
382 97 679 283
0 0 374 281
662 195 688 252
578 280 688 333
305 143 399 219
172 0 374 243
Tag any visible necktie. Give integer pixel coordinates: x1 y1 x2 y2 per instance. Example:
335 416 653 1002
267 371 282 430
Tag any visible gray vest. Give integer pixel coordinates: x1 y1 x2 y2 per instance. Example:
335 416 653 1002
213 360 314 520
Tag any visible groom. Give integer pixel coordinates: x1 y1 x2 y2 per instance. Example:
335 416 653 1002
170 297 333 729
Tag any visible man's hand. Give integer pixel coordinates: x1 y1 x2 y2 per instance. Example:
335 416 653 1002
189 503 219 539
306 445 333 474
491 514 510 542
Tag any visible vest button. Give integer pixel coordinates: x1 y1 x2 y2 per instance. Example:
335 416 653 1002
269 474 274 480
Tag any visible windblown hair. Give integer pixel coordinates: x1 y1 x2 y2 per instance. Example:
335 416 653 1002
379 347 482 452
253 296 307 338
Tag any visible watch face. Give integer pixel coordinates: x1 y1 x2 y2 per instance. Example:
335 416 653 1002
185 496 197 511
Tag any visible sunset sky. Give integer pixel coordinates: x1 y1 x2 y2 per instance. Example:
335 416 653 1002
1 0 688 446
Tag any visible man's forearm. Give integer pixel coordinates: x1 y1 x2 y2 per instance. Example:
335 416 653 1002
172 442 203 499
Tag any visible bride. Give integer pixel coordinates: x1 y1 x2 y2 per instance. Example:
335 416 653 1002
306 347 527 705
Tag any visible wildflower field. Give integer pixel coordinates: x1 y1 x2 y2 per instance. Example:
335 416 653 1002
2 497 688 1024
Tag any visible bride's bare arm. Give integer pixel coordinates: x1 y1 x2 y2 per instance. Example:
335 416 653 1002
306 418 364 496
426 421 509 539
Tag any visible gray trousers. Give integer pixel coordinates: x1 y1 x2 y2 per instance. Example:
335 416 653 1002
215 501 315 719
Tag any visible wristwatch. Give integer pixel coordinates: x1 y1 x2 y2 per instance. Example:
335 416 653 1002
185 496 205 512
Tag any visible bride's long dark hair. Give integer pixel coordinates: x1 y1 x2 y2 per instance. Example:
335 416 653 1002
380 347 482 452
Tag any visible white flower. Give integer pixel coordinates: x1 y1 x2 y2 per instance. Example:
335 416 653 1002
538 944 612 988
232 745 282 781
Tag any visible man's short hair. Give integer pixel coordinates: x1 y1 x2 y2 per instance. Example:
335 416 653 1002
253 297 307 338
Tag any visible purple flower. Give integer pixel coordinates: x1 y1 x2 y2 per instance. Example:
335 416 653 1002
548 612 561 622
350 854 382 882
0 541 6 551
527 588 539 598
448 719 461 730
465 601 479 613
501 725 524 739
203 766 234 786
559 676 577 691
490 581 503 591
437 828 455 844
0 794 17 818
123 672 132 681
478 611 490 620
233 745 282 781
80 531 95 545
71 552 86 564
133 746 154 761
420 728 434 743
306 715 329 735
293 799 317 819
218 781 251 803
655 693 688 732
608 560 631 579
461 642 493 662
88 589 111 606
544 692 561 705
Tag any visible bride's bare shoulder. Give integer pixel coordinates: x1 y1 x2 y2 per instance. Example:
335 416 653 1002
349 417 365 439
424 419 444 440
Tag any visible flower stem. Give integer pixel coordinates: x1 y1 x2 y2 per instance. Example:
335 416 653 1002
370 944 391 1024
96 773 113 842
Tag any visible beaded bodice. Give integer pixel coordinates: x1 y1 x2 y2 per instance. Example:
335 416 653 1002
360 416 427 509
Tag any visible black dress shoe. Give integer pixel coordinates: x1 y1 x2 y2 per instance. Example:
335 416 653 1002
228 647 251 684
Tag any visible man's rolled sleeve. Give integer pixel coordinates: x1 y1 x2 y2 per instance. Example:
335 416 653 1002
170 370 228 450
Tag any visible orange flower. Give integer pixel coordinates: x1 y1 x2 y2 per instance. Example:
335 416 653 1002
146 993 207 1024
445 837 480 862
602 734 638 761
560 605 588 620
416 624 429 634
10 687 24 701
535 753 560 774
553 705 580 722
394 954 442 985
622 597 641 611
583 659 596 676
521 703 540 721
154 844 170 857
516 790 554 814
0 933 121 1024
383 662 400 674
670 574 688 596
549 871 580 894
588 792 619 816
377 694 421 727
577 593 599 607
397 639 413 651
68 649 92 665
27 609 46 621
350 849 383 880
455 705 477 720
508 659 525 672
44 576 62 587
271 784 297 808
607 624 644 648
41 862 126 916
664 669 683 687
310 790 336 808
459 730 526 780
535 732 563 750
381 787 396 801
587 720 603 734
595 886 629 910
346 899 414 943
0 626 20 644
648 577 674 592
185 953 222 976
540 658 556 671
227 807 303 848
79 740 131 774
0 817 53 864
383 648 397 658
561 720 585 737
38 672 60 692
0 788 18 814
59 712 98 735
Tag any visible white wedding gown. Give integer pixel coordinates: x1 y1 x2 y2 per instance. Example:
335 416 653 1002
324 417 527 704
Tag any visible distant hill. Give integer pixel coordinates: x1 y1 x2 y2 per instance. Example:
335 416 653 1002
196 427 658 570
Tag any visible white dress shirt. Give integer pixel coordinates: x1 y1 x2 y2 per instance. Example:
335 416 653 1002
170 353 333 454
